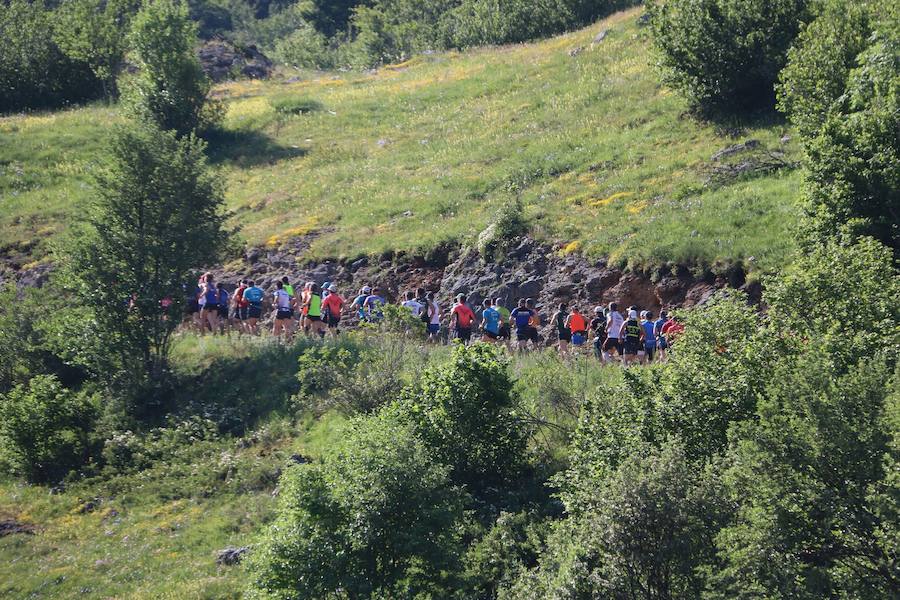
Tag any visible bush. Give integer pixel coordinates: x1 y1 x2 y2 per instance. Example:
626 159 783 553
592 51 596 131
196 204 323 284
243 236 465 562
248 414 466 598
787 2 900 252
505 441 726 600
398 343 528 492
647 0 812 115
270 94 324 114
477 196 529 259
272 21 335 69
0 375 99 483
0 0 100 112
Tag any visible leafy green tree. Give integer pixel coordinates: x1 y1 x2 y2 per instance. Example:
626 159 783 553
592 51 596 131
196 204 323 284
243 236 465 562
504 441 727 600
248 415 466 599
0 375 99 483
121 0 220 136
0 0 99 112
778 1 898 251
646 0 812 114
64 122 229 417
53 0 141 99
711 237 900 598
398 343 528 492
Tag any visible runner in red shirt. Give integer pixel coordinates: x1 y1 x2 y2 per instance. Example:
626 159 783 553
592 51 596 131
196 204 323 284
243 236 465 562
320 283 345 336
450 294 476 344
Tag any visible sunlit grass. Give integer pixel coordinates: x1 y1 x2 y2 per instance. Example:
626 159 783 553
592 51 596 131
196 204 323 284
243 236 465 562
1 6 801 274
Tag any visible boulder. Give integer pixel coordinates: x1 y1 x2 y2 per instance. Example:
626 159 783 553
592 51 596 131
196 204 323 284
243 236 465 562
216 546 248 566
198 39 272 82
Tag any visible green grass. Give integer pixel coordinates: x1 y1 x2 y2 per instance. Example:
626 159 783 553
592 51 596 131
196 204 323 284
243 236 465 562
0 6 801 275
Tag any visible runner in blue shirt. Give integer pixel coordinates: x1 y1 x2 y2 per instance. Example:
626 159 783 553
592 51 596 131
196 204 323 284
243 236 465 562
480 299 501 342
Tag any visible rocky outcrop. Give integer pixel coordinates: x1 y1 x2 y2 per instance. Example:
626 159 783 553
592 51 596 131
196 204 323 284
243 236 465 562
198 39 273 82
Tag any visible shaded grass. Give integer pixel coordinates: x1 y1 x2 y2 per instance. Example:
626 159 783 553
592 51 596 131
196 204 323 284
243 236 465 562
1 6 801 275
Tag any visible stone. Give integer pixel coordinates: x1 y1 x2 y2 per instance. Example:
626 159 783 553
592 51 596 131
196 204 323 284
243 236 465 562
710 139 761 161
0 519 36 537
593 30 608 44
216 546 249 566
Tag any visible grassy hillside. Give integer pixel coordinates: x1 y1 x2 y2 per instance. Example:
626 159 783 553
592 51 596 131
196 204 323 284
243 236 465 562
0 6 801 274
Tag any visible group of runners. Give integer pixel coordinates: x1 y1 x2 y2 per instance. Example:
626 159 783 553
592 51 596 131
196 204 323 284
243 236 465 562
187 273 685 364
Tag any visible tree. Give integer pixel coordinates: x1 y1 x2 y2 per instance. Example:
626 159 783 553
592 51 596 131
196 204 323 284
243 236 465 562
711 237 900 598
121 0 220 136
53 0 141 100
646 0 812 115
778 0 899 252
248 415 466 599
64 122 229 417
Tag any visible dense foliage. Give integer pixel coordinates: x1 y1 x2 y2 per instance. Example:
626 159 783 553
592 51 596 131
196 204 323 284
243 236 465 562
779 0 899 253
647 0 812 114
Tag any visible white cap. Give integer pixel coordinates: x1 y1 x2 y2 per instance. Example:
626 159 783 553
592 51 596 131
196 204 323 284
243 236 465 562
362 285 372 294
328 283 337 291
629 310 638 319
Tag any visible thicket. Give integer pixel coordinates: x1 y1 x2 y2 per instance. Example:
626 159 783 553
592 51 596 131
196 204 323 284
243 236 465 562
778 0 899 253
646 0 813 115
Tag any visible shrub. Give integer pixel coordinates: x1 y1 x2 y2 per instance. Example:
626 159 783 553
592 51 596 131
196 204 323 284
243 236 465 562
271 21 334 69
269 95 324 114
0 375 99 483
789 2 900 252
505 441 727 600
247 414 466 598
477 196 529 259
646 0 812 114
0 0 100 112
398 343 528 492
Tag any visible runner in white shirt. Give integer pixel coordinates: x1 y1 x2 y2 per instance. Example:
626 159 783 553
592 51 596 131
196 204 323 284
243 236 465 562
603 301 624 364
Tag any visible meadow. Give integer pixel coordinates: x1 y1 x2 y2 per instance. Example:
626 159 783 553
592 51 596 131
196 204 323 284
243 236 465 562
0 7 801 275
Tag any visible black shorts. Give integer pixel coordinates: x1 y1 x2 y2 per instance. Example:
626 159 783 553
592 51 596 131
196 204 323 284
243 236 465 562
456 327 472 342
483 330 499 340
236 306 249 320
276 309 292 320
327 315 341 328
603 337 622 354
528 327 539 343
248 305 262 319
308 315 321 322
499 324 511 339
558 329 571 342
623 340 641 355
203 303 218 312
218 305 229 318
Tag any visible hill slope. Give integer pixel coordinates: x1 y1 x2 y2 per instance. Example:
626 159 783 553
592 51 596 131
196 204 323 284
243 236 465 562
0 7 801 276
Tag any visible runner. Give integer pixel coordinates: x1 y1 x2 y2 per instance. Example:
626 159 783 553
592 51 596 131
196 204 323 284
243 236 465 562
216 282 230 334
351 286 371 321
233 280 249 333
450 294 476 344
619 309 644 366
480 299 501 343
305 283 325 338
495 298 512 346
200 273 219 335
364 287 386 322
322 282 331 299
603 302 624 364
640 311 657 364
321 283 345 336
525 298 541 349
273 281 293 340
510 299 534 351
242 280 264 334
654 310 669 361
299 282 312 334
553 303 571 356
401 291 424 317
282 277 295 299
589 306 607 361
661 313 685 348
568 305 588 349
425 291 441 342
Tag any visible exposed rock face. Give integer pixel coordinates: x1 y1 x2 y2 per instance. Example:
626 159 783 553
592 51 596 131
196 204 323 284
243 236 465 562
198 39 273 82
0 519 36 537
